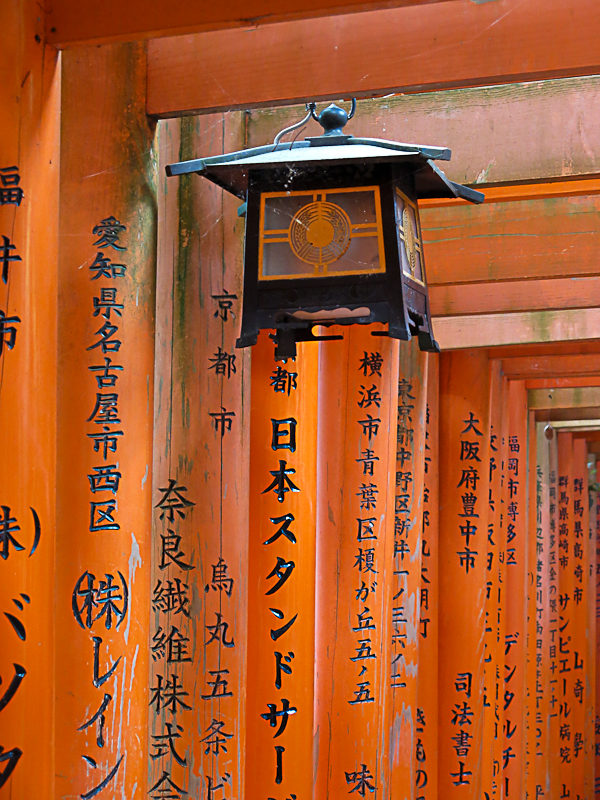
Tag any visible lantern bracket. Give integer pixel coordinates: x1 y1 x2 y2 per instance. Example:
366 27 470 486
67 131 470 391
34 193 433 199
269 325 344 359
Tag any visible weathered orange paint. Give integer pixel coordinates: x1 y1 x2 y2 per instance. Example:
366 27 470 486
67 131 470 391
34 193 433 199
429 276 600 318
526 378 600 390
246 332 317 798
438 350 491 799
586 454 597 799
246 88 600 194
46 0 442 46
557 432 574 797
151 112 249 796
315 326 398 798
595 485 600 797
482 361 503 800
493 375 510 799
534 421 551 798
0 2 60 797
146 0 600 117
391 340 428 798
424 196 600 289
503 380 528 798
525 411 537 800
415 355 438 800
54 42 156 798
571 438 588 798
547 430 560 800
501 355 600 381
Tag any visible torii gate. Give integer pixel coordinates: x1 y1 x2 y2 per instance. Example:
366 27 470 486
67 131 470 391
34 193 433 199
2 0 600 798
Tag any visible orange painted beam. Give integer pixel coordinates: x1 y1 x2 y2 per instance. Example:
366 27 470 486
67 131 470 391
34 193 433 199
435 310 600 351
423 195 600 289
494 342 600 360
429 278 600 318
247 89 600 191
525 379 600 390
501 355 600 381
147 0 600 117
46 0 445 47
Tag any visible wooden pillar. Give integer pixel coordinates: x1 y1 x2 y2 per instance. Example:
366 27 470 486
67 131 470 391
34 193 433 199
548 427 560 800
492 375 510 798
246 334 318 798
595 474 600 799
315 326 398 798
389 339 428 797
535 422 552 799
0 2 60 796
503 380 528 799
525 411 538 800
438 350 491 799
415 354 439 800
151 113 249 798
584 445 596 799
482 360 503 800
571 438 589 798
55 43 157 798
557 432 574 798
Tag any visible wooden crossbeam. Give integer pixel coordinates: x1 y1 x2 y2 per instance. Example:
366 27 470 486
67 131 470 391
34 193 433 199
435 310 600 350
429 278 600 318
146 0 600 117
526 378 600 390
244 83 600 187
45 0 447 47
423 195 600 287
500 354 600 380
529 387 600 410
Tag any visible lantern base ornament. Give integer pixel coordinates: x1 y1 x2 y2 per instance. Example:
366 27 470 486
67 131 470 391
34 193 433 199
166 100 483 356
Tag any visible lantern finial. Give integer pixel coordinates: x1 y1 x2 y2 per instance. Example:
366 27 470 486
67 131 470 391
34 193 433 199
310 99 357 137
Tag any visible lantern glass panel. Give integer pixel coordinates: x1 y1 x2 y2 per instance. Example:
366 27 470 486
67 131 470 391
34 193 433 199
259 186 386 280
395 188 424 285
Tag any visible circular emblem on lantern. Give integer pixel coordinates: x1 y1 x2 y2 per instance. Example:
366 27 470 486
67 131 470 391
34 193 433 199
289 201 351 266
402 207 417 276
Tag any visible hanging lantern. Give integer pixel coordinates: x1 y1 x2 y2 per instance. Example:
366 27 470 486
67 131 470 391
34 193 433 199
167 100 483 357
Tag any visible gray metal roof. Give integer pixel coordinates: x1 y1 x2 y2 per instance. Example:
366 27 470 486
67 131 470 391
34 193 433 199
166 135 484 204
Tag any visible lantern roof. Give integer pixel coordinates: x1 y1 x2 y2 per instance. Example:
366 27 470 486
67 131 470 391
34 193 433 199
166 135 485 205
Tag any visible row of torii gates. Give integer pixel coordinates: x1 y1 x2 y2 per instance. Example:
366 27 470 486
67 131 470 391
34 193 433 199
3 0 600 798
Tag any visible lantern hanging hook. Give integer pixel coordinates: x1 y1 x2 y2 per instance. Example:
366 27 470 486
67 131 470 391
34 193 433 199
273 99 357 147
273 102 318 147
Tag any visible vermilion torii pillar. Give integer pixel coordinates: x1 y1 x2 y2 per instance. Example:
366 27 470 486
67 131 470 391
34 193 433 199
503 380 528 799
438 350 491 799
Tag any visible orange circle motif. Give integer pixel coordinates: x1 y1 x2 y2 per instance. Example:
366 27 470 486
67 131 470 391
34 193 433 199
402 207 417 275
289 201 352 266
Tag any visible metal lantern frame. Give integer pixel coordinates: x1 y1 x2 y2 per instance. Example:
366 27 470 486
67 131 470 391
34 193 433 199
167 101 484 357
